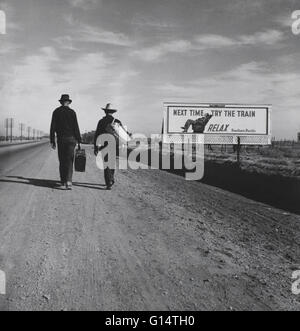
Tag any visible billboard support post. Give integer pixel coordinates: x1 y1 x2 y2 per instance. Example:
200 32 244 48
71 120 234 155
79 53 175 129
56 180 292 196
237 136 241 166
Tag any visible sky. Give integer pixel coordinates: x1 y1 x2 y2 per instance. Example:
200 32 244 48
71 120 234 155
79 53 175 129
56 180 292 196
0 0 299 139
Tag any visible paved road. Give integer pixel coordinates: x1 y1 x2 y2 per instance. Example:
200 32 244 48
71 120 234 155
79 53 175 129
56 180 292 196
0 143 299 311
0 140 43 149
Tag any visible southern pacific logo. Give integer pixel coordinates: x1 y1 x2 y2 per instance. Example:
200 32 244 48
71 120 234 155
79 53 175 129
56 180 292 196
0 10 6 34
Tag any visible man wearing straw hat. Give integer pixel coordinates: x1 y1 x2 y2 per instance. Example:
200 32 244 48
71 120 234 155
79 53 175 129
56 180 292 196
94 103 131 190
50 94 82 190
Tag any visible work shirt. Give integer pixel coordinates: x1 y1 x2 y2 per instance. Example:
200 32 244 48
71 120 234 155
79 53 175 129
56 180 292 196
50 106 82 144
94 115 122 148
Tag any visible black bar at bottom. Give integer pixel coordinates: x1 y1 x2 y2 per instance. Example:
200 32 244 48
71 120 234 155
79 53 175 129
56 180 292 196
81 312 205 329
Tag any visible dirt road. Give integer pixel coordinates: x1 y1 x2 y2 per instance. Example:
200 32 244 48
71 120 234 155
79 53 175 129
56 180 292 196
0 143 299 311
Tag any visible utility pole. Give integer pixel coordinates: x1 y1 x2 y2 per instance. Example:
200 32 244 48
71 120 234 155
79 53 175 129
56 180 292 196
19 123 25 141
27 126 31 140
9 118 14 142
5 119 8 141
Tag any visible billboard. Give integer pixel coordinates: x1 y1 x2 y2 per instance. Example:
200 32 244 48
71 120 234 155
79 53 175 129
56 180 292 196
163 103 272 145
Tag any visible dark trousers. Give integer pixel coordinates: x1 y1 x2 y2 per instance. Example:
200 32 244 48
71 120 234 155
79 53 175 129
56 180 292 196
57 137 77 183
100 146 116 187
104 168 115 187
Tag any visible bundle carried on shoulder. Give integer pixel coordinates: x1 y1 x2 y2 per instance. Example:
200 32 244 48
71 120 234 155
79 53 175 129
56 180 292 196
106 119 131 145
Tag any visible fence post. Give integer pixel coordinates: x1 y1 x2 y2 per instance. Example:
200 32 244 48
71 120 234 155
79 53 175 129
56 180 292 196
237 137 241 166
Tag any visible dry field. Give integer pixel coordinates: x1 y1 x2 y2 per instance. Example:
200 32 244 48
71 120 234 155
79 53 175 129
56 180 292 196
205 142 300 178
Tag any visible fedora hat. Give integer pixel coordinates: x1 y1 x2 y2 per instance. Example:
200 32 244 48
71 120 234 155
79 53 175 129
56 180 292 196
102 103 117 113
59 94 72 103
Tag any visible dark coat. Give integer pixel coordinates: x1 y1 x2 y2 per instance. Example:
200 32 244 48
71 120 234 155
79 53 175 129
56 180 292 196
50 106 82 144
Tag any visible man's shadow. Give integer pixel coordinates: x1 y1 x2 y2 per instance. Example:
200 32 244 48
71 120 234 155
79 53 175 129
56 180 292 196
0 176 107 190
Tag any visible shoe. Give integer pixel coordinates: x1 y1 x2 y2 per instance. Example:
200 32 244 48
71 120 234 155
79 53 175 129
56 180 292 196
59 182 66 190
66 182 73 190
107 185 112 190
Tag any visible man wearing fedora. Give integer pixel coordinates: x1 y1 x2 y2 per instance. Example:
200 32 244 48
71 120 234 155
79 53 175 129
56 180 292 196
50 94 82 190
94 103 130 190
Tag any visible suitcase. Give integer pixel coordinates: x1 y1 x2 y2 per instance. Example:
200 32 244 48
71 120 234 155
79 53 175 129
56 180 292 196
75 148 86 172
